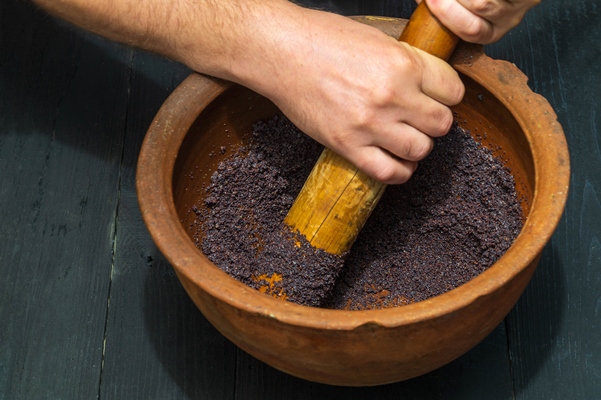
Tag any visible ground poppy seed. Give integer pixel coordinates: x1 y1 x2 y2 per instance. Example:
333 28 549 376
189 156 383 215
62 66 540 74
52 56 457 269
191 115 523 309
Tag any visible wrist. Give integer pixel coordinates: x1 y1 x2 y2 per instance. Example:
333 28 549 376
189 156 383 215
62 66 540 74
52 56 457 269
177 0 309 98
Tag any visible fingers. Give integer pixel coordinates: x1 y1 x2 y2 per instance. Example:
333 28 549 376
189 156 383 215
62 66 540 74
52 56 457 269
426 0 495 43
456 0 539 25
415 46 465 107
423 0 540 43
350 146 419 185
334 119 444 185
255 9 467 185
335 47 464 185
371 122 435 163
401 45 464 137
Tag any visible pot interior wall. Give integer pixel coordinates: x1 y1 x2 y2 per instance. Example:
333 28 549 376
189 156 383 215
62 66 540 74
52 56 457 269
173 85 280 237
453 74 534 218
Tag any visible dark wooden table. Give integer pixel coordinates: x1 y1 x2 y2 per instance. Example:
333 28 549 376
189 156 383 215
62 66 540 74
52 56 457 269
1 0 599 398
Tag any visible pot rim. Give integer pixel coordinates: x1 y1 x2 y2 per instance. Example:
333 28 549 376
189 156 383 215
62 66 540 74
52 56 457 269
136 38 569 331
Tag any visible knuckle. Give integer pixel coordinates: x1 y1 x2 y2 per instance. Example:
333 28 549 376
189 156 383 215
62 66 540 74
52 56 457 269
410 138 434 161
358 157 398 184
326 127 355 151
470 0 495 14
371 84 397 107
351 108 378 136
428 107 454 137
372 166 398 184
391 161 417 184
396 43 423 72
398 134 433 161
461 18 487 42
438 109 455 135
450 79 465 105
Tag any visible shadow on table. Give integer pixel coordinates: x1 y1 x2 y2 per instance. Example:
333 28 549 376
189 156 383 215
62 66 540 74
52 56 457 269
507 241 567 397
142 249 238 399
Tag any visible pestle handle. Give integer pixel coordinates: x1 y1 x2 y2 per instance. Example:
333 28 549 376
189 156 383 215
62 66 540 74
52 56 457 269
284 2 459 255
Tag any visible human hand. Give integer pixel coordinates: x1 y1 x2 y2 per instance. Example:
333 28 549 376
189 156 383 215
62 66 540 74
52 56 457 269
419 0 540 44
234 4 464 184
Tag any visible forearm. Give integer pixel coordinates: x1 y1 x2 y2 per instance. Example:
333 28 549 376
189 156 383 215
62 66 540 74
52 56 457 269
32 0 300 84
32 0 466 185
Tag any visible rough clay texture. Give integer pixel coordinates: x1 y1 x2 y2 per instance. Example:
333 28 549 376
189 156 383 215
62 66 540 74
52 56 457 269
192 116 524 310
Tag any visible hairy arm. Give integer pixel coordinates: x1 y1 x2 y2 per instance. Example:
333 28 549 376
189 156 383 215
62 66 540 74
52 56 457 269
32 0 538 183
33 0 465 184
32 0 286 81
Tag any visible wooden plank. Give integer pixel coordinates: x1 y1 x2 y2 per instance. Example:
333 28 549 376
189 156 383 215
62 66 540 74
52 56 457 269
6 0 596 398
0 1 129 398
486 0 601 397
98 51 238 399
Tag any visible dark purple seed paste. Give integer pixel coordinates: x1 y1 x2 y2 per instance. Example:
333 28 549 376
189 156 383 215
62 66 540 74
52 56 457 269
191 116 523 310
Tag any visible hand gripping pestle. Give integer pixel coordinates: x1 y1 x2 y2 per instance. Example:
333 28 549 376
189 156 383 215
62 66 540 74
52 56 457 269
284 2 460 255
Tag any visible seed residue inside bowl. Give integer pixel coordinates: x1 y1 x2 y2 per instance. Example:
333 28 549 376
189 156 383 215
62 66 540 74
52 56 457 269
190 116 524 309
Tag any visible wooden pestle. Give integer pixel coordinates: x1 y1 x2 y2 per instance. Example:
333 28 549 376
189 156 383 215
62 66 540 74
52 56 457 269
284 2 459 255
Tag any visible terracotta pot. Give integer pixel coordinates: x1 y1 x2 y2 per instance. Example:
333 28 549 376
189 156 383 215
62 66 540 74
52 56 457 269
136 17 569 386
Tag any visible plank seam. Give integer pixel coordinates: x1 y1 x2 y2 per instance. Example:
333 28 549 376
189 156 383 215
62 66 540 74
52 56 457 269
97 46 134 400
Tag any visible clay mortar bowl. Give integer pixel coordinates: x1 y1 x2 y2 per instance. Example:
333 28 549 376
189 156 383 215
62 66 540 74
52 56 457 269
137 17 569 386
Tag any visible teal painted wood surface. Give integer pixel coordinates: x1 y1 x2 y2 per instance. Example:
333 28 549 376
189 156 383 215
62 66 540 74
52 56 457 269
0 0 599 398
